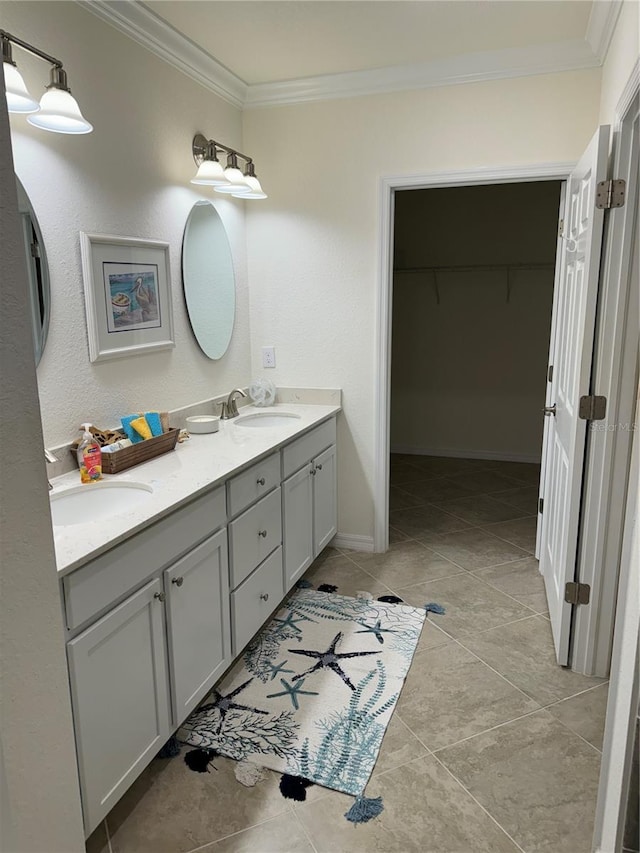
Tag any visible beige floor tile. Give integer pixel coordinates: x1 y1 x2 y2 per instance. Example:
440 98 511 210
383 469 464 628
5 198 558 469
396 574 534 639
108 755 289 853
390 462 435 486
86 822 109 853
396 642 539 750
302 555 394 598
389 485 425 511
371 712 430 775
483 516 538 553
388 525 411 544
389 505 471 538
546 683 610 750
199 812 313 853
488 461 542 485
491 485 540 514
419 527 530 570
349 540 463 588
413 618 455 654
473 557 548 613
461 616 606 706
396 477 476 503
409 456 483 476
295 755 521 852
437 710 602 853
430 494 531 525
447 469 523 494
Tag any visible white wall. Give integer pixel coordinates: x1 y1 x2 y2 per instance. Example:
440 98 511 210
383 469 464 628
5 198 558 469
0 76 85 853
1 0 251 449
244 69 601 542
599 0 640 124
391 182 560 461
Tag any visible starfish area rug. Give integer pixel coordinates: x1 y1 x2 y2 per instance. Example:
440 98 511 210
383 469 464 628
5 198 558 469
177 587 430 822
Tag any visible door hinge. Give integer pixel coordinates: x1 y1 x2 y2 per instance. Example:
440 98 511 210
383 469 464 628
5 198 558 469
565 582 590 605
596 179 625 209
579 395 607 421
547 365 553 383
538 497 544 514
30 242 40 259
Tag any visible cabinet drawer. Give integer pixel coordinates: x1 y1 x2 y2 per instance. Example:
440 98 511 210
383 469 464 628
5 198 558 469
229 487 282 589
282 418 336 478
63 486 226 631
227 452 281 518
231 547 284 654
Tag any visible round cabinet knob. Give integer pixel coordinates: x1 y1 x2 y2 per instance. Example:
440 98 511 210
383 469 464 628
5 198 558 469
258 529 268 538
316 463 323 471
259 593 269 602
172 576 184 587
154 591 166 602
256 477 266 486
310 467 317 476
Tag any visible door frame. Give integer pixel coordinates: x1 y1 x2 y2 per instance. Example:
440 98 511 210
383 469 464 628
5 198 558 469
374 162 575 554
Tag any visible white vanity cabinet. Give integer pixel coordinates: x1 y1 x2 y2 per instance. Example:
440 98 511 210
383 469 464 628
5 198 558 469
282 419 337 591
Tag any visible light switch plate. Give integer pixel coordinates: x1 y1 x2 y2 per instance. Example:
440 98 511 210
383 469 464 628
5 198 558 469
262 346 276 368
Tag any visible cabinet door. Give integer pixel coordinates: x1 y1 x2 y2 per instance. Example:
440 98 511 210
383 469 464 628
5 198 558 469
313 444 337 555
283 464 314 591
164 529 231 724
67 578 170 836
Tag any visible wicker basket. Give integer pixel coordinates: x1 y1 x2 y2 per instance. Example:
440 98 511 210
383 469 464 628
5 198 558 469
99 428 180 474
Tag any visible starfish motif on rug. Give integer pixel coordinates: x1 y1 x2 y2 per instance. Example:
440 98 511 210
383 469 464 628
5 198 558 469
265 659 295 680
199 678 268 721
288 631 380 690
266 677 319 710
355 618 398 644
272 612 312 634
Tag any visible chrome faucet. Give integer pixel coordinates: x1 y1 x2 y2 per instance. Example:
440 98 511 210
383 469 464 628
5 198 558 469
220 388 247 420
45 447 58 490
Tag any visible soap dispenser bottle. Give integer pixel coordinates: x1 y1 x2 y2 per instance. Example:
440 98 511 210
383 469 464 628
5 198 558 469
77 423 103 483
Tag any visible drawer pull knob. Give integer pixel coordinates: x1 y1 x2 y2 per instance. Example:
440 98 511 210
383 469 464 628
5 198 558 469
256 477 266 486
316 463 323 471
258 529 268 538
260 593 269 602
172 576 184 587
154 591 166 602
310 467 317 476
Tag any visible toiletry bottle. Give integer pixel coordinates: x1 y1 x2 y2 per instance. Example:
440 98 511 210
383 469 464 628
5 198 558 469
77 423 103 483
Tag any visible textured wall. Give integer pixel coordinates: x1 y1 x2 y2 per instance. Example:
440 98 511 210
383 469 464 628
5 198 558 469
0 73 85 852
244 68 601 542
391 182 560 461
599 0 639 124
2 0 251 449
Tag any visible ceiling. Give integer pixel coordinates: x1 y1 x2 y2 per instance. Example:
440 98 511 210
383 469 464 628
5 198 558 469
143 0 594 85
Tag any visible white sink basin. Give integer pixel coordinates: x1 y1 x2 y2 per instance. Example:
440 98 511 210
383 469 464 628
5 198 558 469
50 481 153 527
234 412 302 428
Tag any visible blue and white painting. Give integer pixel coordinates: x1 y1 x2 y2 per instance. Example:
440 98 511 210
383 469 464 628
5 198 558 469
103 262 161 333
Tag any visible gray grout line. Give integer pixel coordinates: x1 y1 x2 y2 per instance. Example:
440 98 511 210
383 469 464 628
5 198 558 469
183 809 292 853
289 805 319 853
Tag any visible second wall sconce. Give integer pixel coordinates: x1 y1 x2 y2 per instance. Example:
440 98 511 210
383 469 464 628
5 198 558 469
191 134 267 200
1 29 92 134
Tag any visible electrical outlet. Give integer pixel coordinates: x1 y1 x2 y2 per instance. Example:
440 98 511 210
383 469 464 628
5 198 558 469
262 346 276 368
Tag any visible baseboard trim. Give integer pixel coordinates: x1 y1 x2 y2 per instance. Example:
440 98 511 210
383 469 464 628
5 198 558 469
331 534 375 553
390 445 541 464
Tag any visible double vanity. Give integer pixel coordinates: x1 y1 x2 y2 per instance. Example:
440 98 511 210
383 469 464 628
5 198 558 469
50 401 340 836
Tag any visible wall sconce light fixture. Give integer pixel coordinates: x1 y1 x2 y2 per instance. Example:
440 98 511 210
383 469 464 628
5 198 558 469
1 29 92 134
191 134 267 199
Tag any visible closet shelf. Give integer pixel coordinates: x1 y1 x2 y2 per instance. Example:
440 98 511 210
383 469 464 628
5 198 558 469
393 262 554 304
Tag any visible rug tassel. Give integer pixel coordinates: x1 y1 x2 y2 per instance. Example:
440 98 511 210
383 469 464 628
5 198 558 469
425 602 446 615
157 735 181 759
344 795 384 824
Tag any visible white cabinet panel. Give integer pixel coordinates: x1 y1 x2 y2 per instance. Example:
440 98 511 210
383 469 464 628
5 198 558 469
313 444 338 554
67 579 170 836
164 529 231 725
282 418 336 478
229 487 282 588
231 547 284 654
283 464 314 591
227 452 281 518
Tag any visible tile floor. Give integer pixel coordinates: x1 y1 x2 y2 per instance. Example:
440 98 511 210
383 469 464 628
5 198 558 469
86 455 608 853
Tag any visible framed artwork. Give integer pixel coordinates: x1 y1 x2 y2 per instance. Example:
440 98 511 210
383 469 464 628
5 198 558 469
79 232 174 363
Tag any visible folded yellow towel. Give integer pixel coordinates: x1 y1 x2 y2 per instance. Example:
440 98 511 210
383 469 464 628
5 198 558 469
130 415 153 441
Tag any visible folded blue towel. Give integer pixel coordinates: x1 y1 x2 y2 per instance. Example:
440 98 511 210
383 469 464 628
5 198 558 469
145 412 163 437
121 414 145 444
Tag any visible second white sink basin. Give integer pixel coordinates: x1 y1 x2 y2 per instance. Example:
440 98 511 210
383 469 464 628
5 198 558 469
234 412 302 428
50 481 154 527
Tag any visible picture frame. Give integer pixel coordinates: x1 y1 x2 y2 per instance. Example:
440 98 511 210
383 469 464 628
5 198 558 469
79 232 174 363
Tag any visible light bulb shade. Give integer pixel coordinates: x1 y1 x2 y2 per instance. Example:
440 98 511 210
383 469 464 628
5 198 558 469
191 159 226 185
215 167 251 194
232 175 267 199
223 165 245 184
3 62 39 113
27 87 92 134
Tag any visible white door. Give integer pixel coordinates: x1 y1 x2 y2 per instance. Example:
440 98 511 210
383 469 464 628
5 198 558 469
539 125 610 665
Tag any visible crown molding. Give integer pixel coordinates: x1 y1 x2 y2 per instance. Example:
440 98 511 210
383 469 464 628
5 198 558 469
79 0 247 109
586 0 624 62
245 39 600 108
79 1 604 111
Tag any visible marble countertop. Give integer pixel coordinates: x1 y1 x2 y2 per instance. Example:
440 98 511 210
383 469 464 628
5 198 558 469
51 403 341 577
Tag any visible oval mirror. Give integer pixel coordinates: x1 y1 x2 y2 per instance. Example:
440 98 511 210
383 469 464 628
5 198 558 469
182 201 235 360
16 178 50 365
